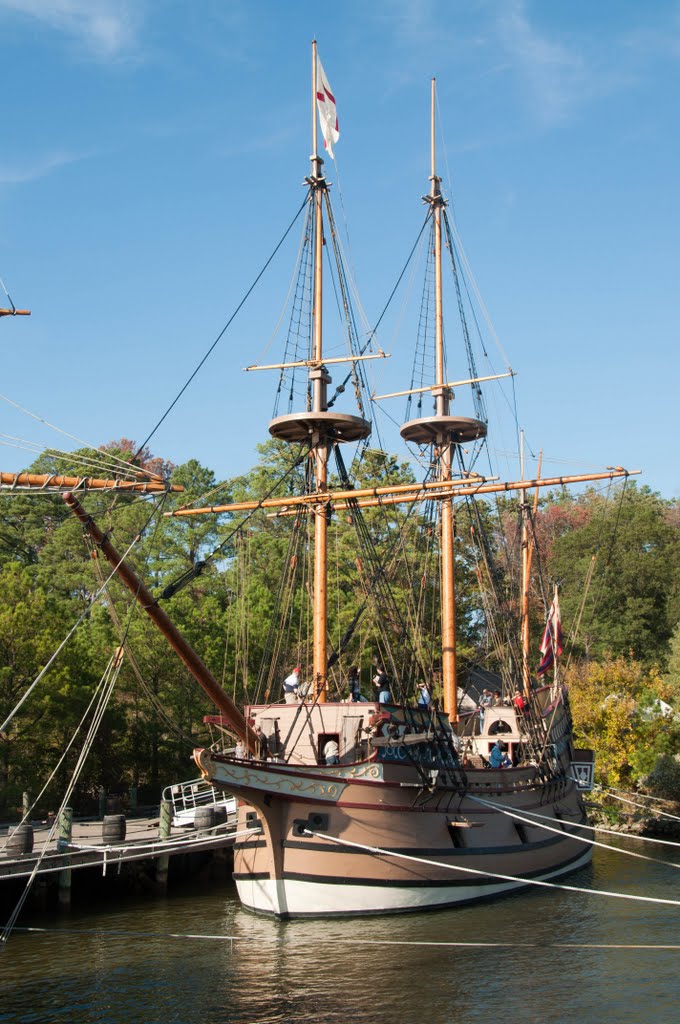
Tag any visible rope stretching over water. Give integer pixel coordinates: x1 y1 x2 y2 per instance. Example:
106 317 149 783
8 925 680 951
300 829 680 909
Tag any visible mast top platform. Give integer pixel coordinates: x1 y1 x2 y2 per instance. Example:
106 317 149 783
269 410 371 444
400 415 487 446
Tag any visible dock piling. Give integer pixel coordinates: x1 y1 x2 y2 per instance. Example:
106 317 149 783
155 799 172 892
57 807 73 910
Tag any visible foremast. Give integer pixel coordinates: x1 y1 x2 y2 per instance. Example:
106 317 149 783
311 43 329 702
400 80 486 722
267 42 370 700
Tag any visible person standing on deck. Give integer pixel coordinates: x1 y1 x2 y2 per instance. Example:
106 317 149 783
254 726 269 761
283 666 301 703
323 738 339 765
347 666 361 702
513 689 527 715
417 681 432 708
489 739 512 769
372 666 391 704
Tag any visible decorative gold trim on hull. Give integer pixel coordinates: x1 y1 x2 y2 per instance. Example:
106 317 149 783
194 753 347 801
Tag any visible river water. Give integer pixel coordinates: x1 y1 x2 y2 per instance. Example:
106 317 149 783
0 840 678 1024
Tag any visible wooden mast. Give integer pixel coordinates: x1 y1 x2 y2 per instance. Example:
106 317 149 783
520 433 529 693
400 80 488 722
311 39 328 702
430 80 457 724
267 43 370 701
520 443 542 694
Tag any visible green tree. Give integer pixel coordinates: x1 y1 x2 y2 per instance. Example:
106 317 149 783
567 656 679 787
549 485 679 664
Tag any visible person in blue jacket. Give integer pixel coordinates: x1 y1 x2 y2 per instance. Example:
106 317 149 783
489 739 512 769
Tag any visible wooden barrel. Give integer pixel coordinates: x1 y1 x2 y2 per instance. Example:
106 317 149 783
5 824 34 855
102 814 126 843
194 807 216 831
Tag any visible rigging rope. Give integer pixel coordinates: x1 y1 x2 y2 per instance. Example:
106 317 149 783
328 213 432 413
159 444 309 600
0 396 157 480
0 432 155 483
134 196 309 463
1 649 125 944
0 531 142 734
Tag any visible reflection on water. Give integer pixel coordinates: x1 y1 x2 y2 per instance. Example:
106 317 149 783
0 844 678 1024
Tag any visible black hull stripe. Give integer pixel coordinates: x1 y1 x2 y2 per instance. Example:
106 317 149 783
280 847 590 888
281 833 566 856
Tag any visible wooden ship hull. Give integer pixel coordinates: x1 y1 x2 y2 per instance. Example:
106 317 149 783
194 693 593 918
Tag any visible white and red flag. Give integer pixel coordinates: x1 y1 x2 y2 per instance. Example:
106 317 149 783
316 56 339 159
537 589 564 676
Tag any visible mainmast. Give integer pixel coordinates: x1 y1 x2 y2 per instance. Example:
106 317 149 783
400 80 486 722
267 42 370 700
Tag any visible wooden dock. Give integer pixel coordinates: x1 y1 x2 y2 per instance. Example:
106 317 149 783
0 811 240 883
0 781 253 912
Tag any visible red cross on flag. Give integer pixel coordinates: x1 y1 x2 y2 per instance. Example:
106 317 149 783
316 57 339 159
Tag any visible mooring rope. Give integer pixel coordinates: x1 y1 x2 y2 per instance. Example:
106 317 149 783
7 926 680 952
593 784 680 822
302 830 680 909
467 794 680 870
0 663 120 854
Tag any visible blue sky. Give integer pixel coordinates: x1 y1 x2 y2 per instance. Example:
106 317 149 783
0 0 678 498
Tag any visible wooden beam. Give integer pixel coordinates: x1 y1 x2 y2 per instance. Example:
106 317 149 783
165 474 492 517
245 351 388 371
373 371 514 402
0 471 183 494
268 467 638 516
165 468 636 518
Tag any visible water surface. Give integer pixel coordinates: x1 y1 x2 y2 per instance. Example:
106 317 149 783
0 841 678 1024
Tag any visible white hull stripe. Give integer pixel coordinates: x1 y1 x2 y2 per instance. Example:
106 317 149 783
235 847 593 917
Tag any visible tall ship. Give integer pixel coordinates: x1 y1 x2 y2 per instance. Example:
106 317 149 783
59 46 634 918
